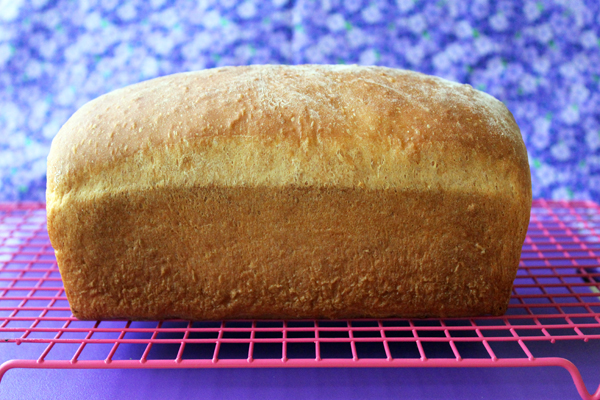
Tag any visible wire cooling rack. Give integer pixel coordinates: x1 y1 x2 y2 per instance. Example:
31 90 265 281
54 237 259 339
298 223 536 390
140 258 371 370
0 201 599 400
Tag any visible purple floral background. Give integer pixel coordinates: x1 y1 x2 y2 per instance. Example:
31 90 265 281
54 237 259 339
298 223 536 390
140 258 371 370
1 0 599 202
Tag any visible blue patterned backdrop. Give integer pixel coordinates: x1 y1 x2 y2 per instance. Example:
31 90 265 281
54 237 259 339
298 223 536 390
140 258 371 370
1 0 599 202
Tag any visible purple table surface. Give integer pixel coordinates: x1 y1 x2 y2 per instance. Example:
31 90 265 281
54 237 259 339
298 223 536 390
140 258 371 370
1 339 598 399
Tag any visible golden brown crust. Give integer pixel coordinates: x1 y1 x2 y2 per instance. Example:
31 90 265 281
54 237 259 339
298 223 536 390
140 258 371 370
52 186 526 319
47 65 531 320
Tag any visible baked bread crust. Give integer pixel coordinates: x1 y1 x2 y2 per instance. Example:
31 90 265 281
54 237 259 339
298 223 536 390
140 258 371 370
47 65 531 320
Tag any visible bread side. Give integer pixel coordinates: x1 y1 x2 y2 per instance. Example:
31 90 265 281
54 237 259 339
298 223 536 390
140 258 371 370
47 65 532 319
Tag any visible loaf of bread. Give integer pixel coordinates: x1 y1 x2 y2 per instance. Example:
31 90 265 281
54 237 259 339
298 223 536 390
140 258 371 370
47 65 531 320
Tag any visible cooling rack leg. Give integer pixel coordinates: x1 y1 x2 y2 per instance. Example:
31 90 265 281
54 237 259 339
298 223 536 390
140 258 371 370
0 363 7 383
456 357 599 400
0 360 25 383
547 357 600 400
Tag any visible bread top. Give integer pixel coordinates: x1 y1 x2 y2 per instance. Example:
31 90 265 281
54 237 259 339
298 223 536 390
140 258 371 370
47 65 531 203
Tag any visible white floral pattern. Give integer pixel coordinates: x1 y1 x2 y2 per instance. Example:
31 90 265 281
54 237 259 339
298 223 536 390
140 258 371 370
0 0 599 202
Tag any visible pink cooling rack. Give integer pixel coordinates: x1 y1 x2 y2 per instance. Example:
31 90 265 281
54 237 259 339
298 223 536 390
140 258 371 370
0 200 599 400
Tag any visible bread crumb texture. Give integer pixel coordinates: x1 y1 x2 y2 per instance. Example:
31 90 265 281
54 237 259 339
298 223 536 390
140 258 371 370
47 65 532 320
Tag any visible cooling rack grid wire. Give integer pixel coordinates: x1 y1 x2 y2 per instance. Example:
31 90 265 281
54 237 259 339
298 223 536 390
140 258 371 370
0 201 599 399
